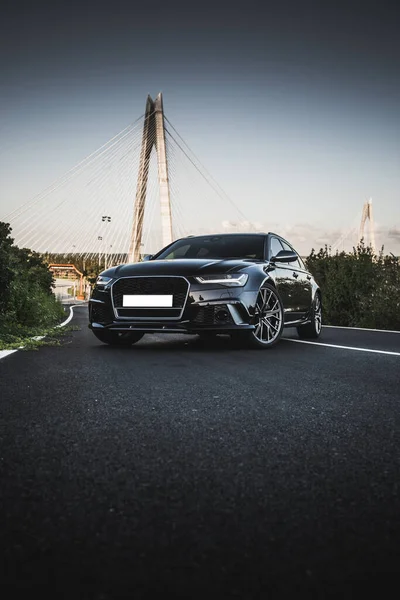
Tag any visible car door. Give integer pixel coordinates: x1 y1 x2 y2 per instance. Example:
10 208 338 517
268 236 299 323
279 240 312 316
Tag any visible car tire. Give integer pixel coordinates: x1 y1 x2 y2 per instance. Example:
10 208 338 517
232 282 284 349
92 329 144 346
297 293 322 339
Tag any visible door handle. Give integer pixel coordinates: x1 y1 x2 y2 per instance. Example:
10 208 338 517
292 272 299 279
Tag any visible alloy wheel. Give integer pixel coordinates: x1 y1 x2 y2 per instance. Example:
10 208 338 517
253 286 283 345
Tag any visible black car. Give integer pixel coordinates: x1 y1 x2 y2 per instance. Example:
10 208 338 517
89 233 322 348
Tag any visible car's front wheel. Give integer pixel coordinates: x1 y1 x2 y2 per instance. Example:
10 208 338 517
232 283 284 349
297 293 322 339
92 329 144 346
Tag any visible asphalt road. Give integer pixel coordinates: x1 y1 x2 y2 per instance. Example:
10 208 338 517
1 306 400 598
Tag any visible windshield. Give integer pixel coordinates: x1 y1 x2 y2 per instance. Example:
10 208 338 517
154 235 265 260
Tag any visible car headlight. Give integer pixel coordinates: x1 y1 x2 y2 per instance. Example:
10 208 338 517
96 276 113 286
195 274 248 287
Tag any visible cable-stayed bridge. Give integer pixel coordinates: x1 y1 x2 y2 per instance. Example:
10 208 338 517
4 93 256 266
330 198 376 254
3 93 377 264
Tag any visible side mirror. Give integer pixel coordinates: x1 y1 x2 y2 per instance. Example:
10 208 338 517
142 254 153 262
271 250 298 263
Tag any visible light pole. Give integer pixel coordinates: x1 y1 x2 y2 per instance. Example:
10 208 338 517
98 236 103 269
102 216 111 269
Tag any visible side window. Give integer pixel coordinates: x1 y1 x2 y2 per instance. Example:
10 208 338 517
280 240 292 252
293 257 302 269
280 239 302 269
297 255 306 270
270 237 284 259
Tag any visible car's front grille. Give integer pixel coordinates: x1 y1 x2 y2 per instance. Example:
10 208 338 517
112 277 189 319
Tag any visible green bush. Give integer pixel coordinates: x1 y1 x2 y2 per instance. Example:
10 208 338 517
0 222 65 346
8 280 64 327
306 243 400 330
0 222 15 314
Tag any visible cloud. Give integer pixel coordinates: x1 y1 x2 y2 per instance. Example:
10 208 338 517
388 226 400 239
272 222 400 256
194 219 400 256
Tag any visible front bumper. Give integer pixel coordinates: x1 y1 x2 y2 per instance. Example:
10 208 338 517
89 281 257 334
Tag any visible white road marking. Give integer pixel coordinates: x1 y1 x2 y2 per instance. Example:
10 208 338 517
56 303 87 328
0 349 18 361
323 325 400 334
284 338 400 356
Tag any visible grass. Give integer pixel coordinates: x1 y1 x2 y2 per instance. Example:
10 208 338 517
0 301 77 351
0 326 64 351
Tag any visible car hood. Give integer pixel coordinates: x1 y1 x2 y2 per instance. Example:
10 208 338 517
105 258 262 278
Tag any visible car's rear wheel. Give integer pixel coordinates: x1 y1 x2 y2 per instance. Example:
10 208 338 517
232 283 284 349
297 293 322 339
92 329 144 346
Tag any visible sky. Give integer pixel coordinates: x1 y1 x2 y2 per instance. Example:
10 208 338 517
1 0 399 255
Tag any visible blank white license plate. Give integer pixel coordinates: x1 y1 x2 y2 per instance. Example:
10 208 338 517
122 294 173 307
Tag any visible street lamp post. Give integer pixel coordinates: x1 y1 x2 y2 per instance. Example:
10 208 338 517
102 216 111 269
98 236 103 269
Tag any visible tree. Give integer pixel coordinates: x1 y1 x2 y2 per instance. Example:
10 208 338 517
306 242 400 329
0 221 64 329
0 223 15 314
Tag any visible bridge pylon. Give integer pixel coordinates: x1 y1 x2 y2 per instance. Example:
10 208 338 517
128 93 172 263
359 198 376 254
